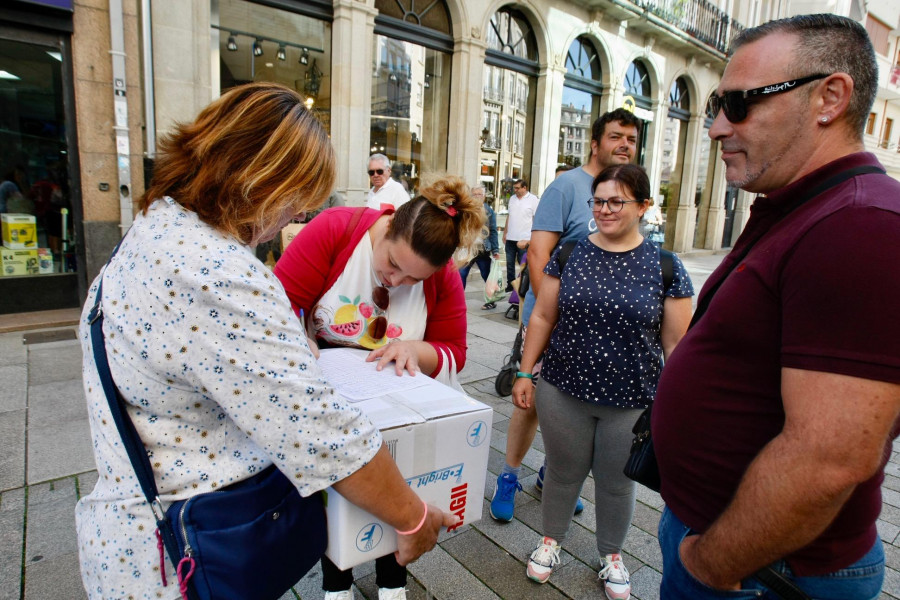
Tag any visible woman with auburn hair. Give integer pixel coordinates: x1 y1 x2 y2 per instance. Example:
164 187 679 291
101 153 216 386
274 175 485 600
76 83 455 600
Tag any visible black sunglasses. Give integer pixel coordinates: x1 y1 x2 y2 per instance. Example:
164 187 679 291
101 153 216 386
707 73 830 123
368 169 385 176
367 286 390 340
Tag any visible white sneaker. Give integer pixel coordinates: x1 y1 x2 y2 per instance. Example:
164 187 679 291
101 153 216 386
377 588 407 600
324 591 354 600
526 536 561 584
598 553 631 600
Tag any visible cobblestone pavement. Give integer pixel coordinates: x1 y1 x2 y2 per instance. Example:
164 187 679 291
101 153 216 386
3 251 899 599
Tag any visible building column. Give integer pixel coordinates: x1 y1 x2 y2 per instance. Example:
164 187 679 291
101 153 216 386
446 35 487 186
702 143 728 249
669 114 703 253
331 0 378 206
530 63 566 195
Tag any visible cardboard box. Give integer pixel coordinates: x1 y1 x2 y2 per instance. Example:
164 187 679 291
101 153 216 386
1 214 37 249
316 349 493 570
1 248 39 276
37 248 55 274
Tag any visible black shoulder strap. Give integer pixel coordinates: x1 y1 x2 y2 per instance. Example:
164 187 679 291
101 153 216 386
556 241 577 272
659 248 674 292
689 164 884 329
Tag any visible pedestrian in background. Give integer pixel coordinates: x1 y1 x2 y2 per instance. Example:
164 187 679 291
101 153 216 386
653 14 900 598
502 178 539 291
458 185 501 308
366 154 410 210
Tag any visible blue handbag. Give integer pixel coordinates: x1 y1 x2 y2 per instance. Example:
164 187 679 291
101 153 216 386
88 239 327 600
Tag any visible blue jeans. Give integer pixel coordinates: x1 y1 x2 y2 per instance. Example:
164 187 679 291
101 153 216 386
504 239 525 289
459 251 492 289
658 507 884 600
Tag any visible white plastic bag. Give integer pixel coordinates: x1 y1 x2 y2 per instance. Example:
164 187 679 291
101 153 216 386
484 258 505 304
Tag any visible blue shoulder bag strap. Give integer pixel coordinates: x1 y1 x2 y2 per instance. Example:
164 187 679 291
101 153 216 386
87 236 170 524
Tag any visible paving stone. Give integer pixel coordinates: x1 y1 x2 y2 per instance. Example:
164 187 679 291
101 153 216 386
23 552 86 600
76 471 99 499
26 379 93 484
621 526 664 572
407 542 500 600
26 339 82 385
630 564 663 600
885 474 900 493
472 498 551 562
879 518 900 544
458 361 498 385
886 488 900 510
0 488 25 600
466 320 518 346
0 364 26 414
465 336 516 372
634 485 665 510
0 332 25 367
441 528 568 599
25 478 79 563
631 501 662 536
0 410 26 492
885 541 900 571
548 558 604 600
884 565 900 598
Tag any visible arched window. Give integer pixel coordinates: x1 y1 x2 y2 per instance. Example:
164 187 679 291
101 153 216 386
624 60 652 166
370 0 453 195
481 6 538 207
559 36 603 168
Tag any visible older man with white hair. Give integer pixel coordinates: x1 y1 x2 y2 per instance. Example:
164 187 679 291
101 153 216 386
365 154 409 210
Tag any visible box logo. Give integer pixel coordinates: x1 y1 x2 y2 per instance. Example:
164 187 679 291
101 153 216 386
356 523 383 552
467 420 487 447
445 483 468 533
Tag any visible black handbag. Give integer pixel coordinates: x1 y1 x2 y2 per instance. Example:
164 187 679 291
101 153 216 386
88 240 327 600
622 403 660 491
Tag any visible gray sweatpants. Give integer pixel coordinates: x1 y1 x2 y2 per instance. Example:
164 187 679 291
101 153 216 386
534 378 643 555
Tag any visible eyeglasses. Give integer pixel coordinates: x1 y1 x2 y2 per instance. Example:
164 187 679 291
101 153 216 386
706 73 830 123
368 169 385 177
367 286 390 340
587 197 640 213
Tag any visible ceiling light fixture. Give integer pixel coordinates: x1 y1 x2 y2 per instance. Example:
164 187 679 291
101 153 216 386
227 34 238 52
276 45 287 61
300 47 309 65
252 39 264 57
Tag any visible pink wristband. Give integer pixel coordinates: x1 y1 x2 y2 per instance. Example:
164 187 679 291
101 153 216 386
395 499 428 536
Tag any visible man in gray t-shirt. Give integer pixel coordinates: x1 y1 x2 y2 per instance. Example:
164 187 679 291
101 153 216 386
490 108 643 523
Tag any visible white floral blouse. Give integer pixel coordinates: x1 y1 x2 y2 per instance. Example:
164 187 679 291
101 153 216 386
76 198 381 599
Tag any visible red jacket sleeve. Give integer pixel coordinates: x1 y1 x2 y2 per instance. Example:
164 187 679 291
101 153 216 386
273 210 344 316
423 262 468 375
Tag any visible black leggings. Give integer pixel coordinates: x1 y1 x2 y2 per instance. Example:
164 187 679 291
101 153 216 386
320 553 407 591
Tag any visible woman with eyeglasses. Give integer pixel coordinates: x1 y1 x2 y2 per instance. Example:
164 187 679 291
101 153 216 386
273 175 484 600
512 164 694 598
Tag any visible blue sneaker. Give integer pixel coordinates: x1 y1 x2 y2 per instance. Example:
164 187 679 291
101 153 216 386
536 465 584 515
490 473 522 522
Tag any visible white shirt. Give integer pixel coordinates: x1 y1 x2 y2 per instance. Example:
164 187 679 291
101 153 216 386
366 176 410 210
76 198 381 599
506 191 540 241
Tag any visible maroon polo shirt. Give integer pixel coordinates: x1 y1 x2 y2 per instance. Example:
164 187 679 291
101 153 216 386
653 152 900 576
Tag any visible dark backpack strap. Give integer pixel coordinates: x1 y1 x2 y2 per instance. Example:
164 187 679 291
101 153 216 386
556 241 577 272
659 248 675 293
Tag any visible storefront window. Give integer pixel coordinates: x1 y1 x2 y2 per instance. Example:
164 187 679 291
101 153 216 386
214 0 332 131
370 0 452 196
370 35 450 193
560 36 602 168
624 61 652 166
0 38 74 279
482 7 537 211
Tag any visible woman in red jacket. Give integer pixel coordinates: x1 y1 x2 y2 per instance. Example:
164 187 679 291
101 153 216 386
274 176 484 600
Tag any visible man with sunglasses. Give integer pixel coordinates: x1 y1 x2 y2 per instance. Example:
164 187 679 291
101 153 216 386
366 153 410 211
653 14 900 599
